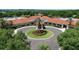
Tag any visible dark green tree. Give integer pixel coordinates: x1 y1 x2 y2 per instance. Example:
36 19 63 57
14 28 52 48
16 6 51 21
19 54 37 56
6 32 30 50
57 29 79 50
0 29 13 49
0 18 6 28
0 29 30 50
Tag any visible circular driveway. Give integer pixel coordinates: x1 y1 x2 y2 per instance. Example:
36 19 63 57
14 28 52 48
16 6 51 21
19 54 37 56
15 26 62 50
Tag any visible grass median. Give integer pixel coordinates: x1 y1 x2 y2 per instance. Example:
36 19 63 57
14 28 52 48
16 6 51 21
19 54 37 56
26 28 53 39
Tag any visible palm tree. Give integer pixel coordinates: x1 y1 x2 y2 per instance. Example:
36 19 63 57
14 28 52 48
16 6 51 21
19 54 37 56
42 23 46 29
33 18 46 36
68 17 72 26
37 18 46 30
37 18 42 29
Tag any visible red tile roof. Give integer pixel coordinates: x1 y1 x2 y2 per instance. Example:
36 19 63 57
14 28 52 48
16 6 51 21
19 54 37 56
41 16 51 20
10 16 77 26
48 18 69 25
29 16 41 20
11 18 31 25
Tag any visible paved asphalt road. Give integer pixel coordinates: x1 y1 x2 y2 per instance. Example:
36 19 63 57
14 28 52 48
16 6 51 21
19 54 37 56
17 26 62 50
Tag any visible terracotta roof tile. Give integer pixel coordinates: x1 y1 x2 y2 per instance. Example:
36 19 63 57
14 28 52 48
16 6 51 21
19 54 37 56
48 18 69 25
10 16 78 26
29 16 41 20
11 18 31 25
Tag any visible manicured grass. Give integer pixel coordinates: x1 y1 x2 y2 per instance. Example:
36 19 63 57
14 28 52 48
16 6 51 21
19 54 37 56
26 28 53 39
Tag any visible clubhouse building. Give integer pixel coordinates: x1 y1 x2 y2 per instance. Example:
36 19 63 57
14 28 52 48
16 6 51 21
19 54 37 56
9 16 79 29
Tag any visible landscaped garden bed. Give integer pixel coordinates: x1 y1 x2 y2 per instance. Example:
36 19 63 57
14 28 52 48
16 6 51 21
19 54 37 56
26 28 53 39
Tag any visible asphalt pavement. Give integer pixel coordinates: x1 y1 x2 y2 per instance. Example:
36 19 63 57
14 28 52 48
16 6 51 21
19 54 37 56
16 26 62 50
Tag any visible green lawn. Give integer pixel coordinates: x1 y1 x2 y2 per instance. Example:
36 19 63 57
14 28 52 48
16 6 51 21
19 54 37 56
26 28 53 39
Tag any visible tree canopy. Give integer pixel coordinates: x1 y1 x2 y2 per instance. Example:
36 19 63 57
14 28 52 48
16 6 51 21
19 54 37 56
57 28 79 50
0 9 79 18
0 18 13 29
0 29 30 50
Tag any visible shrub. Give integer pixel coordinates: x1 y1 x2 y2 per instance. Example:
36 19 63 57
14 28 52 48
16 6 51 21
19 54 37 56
38 44 50 50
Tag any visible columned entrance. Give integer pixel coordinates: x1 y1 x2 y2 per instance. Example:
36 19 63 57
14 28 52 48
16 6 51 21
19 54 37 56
61 24 69 29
